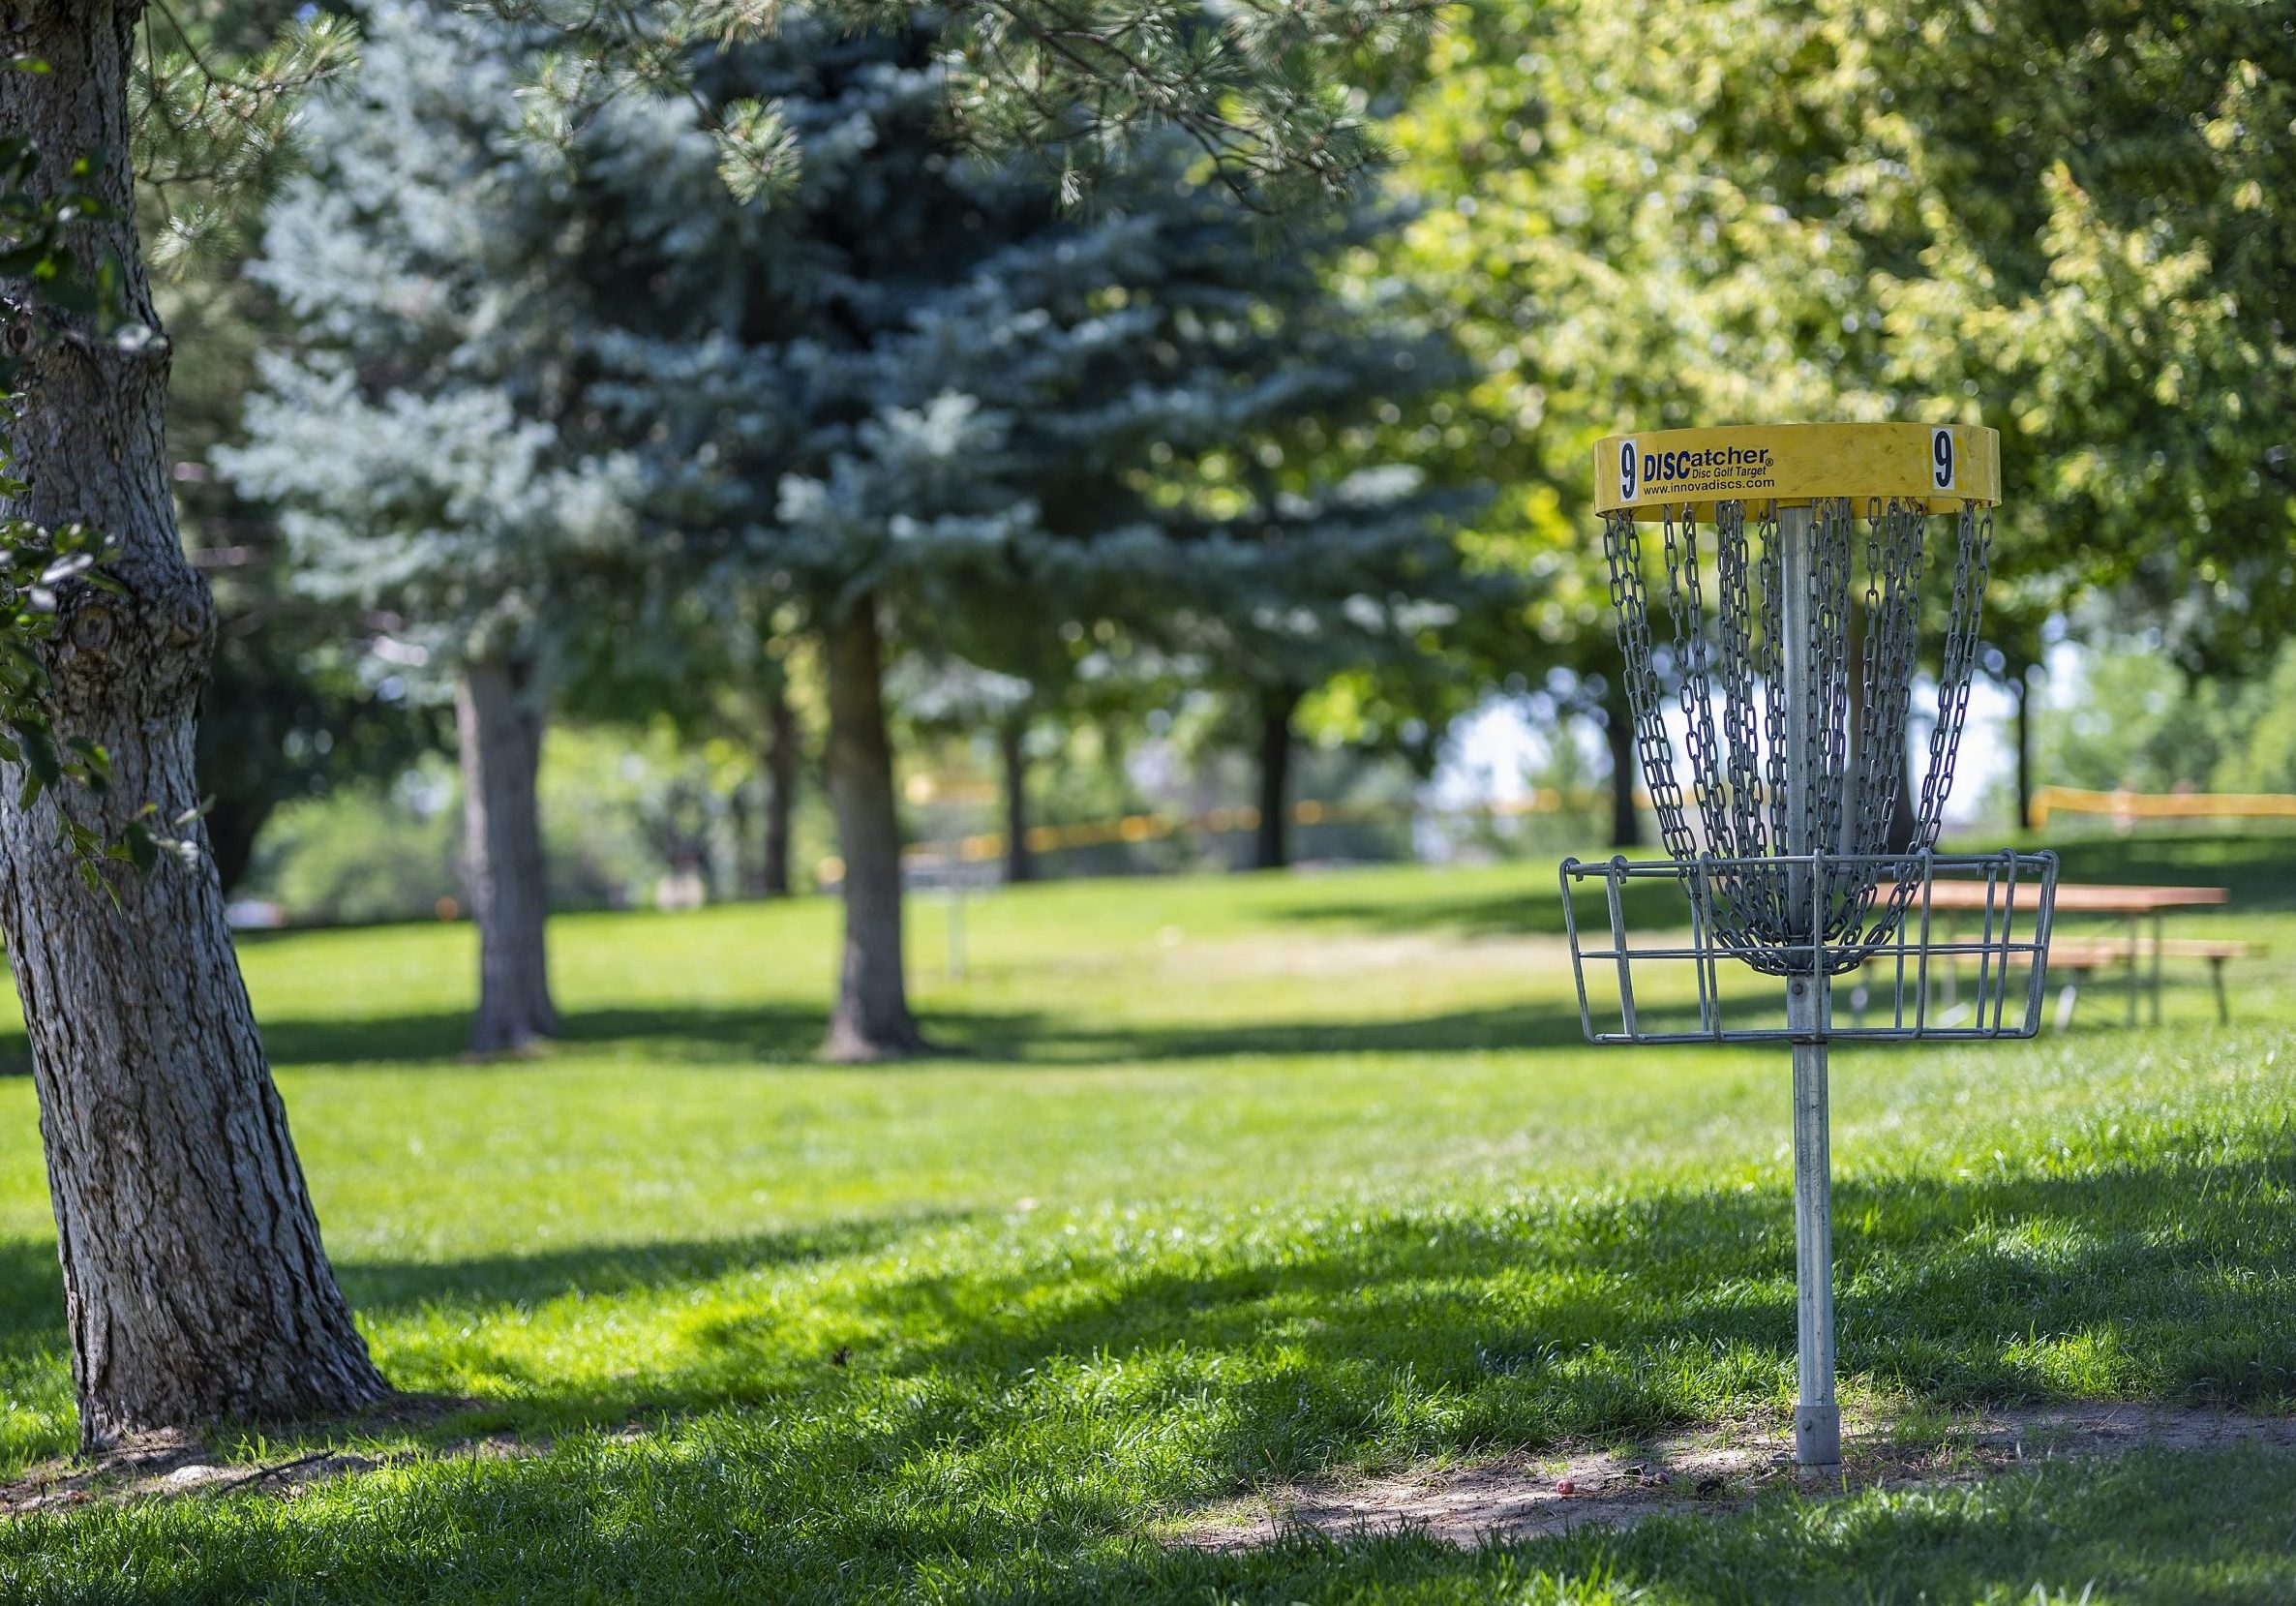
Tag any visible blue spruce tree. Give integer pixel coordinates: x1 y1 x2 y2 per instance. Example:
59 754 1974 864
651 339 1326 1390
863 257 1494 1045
572 18 1482 1053
222 4 639 1052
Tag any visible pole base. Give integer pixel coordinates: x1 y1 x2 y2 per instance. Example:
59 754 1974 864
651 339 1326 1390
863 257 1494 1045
1794 1401 1841 1474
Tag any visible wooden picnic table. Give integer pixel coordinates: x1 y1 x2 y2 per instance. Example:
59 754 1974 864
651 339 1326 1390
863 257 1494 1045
1911 880 2229 1025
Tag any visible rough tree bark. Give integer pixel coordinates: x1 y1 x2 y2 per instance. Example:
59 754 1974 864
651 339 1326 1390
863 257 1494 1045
763 681 796 897
1598 680 1646 849
1252 683 1300 871
999 713 1034 885
821 595 926 1059
0 2 387 1447
456 657 558 1053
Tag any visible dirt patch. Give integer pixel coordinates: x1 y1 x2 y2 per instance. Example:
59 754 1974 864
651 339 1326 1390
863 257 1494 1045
1180 1404 2296 1551
0 1396 648 1519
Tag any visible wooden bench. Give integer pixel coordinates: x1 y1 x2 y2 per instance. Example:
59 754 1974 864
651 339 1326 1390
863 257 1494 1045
2045 938 2257 1028
1847 938 2258 1030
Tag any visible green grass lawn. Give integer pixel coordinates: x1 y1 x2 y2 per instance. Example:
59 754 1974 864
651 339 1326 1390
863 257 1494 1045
1 837 2294 1601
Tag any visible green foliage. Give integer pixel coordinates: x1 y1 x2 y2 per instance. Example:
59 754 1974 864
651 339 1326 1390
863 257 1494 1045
247 765 460 925
135 5 443 893
1389 0 2296 668
241 721 818 921
2027 638 2296 797
131 5 360 269
217 2 1498 862
487 0 1436 214
218 3 646 682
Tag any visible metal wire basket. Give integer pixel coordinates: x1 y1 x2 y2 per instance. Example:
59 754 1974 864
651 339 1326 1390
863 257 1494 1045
1560 848 2059 1045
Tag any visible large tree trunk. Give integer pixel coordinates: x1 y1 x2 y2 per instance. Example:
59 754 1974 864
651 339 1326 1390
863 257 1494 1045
822 597 926 1059
456 657 558 1053
0 3 386 1448
1599 680 1646 849
1252 684 1300 871
999 713 1035 885
763 680 796 897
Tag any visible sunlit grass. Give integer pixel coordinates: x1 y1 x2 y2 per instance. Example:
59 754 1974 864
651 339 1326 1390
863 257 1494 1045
0 844 2292 1599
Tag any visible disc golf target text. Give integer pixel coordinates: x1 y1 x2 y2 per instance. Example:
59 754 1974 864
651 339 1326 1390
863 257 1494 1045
1560 422 2057 1474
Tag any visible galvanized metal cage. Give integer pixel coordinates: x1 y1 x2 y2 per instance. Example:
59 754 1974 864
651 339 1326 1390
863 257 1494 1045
1560 849 2059 1045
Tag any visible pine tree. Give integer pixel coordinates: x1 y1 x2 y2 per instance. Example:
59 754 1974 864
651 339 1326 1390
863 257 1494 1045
222 4 642 1052
560 15 1480 1049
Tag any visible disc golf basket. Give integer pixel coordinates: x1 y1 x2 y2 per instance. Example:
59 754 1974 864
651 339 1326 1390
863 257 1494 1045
1558 422 2056 1474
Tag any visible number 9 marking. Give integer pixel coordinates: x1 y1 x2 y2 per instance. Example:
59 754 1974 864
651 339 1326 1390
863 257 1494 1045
1931 427 1955 492
1619 439 1638 502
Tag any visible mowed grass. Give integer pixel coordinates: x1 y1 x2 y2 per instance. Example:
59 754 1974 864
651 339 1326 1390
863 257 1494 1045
1 837 2294 1599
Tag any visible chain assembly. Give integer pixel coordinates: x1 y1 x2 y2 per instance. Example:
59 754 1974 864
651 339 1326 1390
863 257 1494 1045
1599 497 1994 976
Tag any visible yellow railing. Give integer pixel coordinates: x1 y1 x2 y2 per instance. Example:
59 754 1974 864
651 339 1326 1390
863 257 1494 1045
2029 785 2296 829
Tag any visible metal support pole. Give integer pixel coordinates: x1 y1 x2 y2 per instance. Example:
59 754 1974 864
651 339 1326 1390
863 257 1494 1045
1777 502 1842 1475
1786 980 1840 1471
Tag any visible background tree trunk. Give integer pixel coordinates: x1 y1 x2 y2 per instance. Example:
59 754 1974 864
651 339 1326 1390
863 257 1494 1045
728 778 758 897
457 657 559 1052
822 596 926 1059
2012 664 2035 833
763 681 796 897
1252 684 1300 871
1887 736 1920 852
1599 680 1646 849
202 793 273 897
0 2 386 1447
1000 714 1035 884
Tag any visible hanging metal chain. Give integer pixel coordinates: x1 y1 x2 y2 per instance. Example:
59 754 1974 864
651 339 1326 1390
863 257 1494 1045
1915 503 1994 837
1809 498 1856 883
1602 490 2001 976
1602 509 1696 864
1714 500 1767 864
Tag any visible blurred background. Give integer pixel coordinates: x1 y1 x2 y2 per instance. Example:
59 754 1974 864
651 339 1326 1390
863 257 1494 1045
142 0 2287 936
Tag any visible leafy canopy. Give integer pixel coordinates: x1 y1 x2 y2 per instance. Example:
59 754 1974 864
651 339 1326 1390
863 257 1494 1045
1385 0 2295 671
483 0 1441 210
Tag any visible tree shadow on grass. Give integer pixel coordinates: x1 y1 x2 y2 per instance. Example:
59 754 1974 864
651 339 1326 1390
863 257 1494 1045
248 1004 845 1068
79 1002 1047 1072
325 1133 2296 1461
998 998 1711 1060
336 1212 959 1317
0 1238 61 1354
9 1143 2296 1600
823 1143 2296 1473
0 994 1701 1074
